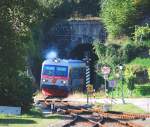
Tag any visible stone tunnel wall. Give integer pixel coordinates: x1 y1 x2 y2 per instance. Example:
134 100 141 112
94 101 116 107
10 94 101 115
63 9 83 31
46 18 106 58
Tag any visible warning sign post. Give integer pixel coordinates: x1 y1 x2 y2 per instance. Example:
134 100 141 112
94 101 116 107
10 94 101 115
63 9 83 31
86 84 94 93
101 66 111 95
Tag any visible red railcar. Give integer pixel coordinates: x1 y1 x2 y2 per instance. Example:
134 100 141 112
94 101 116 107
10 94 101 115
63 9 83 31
40 58 86 98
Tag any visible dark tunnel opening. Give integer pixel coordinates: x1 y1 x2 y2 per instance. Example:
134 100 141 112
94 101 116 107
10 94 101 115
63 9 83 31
31 43 100 91
69 43 98 87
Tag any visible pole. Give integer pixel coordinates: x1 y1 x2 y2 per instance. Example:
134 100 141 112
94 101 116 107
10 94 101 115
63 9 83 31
111 87 114 110
104 74 108 96
87 92 89 104
86 66 89 105
105 78 107 95
117 80 119 97
121 70 125 104
83 55 91 105
86 65 90 105
112 87 113 99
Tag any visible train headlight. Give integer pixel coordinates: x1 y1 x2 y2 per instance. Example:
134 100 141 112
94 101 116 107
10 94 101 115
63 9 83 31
61 80 66 84
54 59 58 63
42 79 48 82
53 58 60 63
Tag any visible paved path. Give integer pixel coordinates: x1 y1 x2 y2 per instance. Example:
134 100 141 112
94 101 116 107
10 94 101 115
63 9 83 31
65 98 150 112
127 98 150 112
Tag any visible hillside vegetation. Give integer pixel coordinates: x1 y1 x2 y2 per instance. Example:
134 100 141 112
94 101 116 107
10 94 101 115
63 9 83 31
94 0 150 97
0 0 150 110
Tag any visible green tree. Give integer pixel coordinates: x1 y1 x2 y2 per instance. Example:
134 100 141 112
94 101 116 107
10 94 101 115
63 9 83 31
93 41 124 68
133 24 150 45
127 76 135 96
101 0 136 38
0 0 62 111
0 1 35 111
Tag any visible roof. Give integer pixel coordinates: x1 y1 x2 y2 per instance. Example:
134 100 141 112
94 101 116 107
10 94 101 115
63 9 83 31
43 58 86 68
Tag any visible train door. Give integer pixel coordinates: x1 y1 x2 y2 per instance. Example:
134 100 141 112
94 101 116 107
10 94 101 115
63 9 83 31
68 68 73 92
70 67 85 92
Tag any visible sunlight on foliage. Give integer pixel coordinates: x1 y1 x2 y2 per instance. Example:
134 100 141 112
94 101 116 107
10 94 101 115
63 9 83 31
101 0 136 38
133 24 150 44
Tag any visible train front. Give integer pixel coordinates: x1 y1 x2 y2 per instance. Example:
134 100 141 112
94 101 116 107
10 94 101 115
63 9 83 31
40 58 69 98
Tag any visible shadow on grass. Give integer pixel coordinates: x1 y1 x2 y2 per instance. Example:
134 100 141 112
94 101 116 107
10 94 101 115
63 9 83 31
0 119 36 124
23 108 43 118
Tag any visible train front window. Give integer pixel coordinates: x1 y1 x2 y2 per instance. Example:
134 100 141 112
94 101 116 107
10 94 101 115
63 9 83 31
43 65 55 76
55 66 68 77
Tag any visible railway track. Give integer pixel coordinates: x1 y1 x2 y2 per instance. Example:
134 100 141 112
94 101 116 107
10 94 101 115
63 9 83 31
62 114 104 127
61 108 149 127
37 99 150 127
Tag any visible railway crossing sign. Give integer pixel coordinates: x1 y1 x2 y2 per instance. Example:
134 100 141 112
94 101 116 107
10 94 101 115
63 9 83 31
86 84 93 93
86 66 90 85
108 80 116 88
101 66 111 95
103 74 108 80
101 66 111 75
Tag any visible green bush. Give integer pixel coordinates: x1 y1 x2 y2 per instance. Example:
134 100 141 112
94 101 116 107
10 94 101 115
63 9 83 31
94 42 148 69
108 82 150 97
93 42 145 67
0 71 33 112
133 24 150 44
142 40 150 47
124 64 149 84
17 72 33 112
94 73 105 90
134 84 150 96
123 44 136 62
127 76 135 91
123 44 149 62
128 58 150 80
93 41 125 68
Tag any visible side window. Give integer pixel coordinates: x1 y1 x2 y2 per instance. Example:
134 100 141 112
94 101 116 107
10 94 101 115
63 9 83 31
80 68 86 78
71 68 78 79
71 68 85 79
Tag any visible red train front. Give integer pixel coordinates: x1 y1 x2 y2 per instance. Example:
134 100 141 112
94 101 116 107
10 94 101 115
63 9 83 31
40 58 70 98
40 58 86 99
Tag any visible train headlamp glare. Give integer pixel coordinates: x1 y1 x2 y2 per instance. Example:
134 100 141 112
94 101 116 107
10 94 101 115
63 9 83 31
62 80 66 84
54 59 58 63
42 79 48 82
53 58 60 63
45 51 57 59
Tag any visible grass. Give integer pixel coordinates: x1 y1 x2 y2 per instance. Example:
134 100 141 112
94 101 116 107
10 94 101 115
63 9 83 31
129 57 150 68
111 103 146 114
0 107 64 127
107 83 150 98
95 103 146 113
0 103 147 127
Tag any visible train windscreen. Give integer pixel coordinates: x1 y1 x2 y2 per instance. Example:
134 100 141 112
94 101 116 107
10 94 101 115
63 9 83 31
43 65 68 77
56 66 68 77
43 65 55 76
